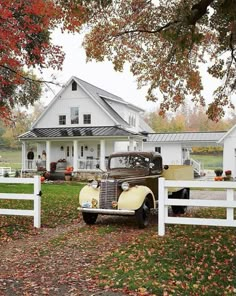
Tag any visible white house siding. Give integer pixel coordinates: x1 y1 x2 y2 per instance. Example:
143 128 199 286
34 83 115 128
105 100 140 132
142 142 183 165
222 132 236 177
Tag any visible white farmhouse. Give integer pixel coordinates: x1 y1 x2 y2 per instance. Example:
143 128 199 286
19 77 152 175
19 76 226 178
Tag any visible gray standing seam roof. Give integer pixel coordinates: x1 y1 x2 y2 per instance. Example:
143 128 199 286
147 131 226 143
19 126 141 140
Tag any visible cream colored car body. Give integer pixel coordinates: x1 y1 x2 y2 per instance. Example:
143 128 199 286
79 184 155 211
78 151 193 226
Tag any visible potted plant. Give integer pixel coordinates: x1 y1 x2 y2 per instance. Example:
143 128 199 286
224 170 232 181
214 168 223 177
225 170 232 176
64 166 73 181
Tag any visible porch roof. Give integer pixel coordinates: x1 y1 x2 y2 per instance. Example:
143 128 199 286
19 126 143 140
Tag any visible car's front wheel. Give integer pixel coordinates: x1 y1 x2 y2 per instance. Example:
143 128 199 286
135 197 151 228
82 212 98 225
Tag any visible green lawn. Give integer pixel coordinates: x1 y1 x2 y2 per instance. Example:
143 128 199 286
0 182 83 238
0 149 22 169
191 154 223 170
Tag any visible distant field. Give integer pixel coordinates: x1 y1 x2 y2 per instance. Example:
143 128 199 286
0 149 22 169
191 154 223 170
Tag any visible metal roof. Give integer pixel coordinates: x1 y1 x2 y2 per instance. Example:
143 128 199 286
146 131 226 143
73 77 130 128
19 126 141 140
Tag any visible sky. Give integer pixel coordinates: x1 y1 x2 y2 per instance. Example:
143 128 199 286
40 29 158 112
40 29 235 118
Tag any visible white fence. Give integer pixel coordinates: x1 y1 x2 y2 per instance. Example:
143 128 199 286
0 176 41 228
158 178 236 236
0 167 12 176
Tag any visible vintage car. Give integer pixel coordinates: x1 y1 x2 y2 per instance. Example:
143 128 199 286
78 151 193 228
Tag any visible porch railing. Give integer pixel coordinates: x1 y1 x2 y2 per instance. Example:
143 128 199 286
77 158 107 170
23 158 108 172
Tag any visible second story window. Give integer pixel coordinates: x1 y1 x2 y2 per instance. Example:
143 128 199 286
71 107 79 124
83 114 91 124
59 115 66 125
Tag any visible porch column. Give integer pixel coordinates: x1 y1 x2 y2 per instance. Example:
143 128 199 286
100 139 106 171
46 141 51 172
129 137 135 151
22 141 26 171
73 140 78 171
137 140 144 151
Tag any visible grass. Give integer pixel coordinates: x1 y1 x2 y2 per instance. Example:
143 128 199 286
0 182 83 240
89 212 235 295
0 182 235 295
0 149 21 169
191 154 223 170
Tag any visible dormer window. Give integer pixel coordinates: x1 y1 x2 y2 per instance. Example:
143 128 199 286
72 81 77 91
129 114 136 127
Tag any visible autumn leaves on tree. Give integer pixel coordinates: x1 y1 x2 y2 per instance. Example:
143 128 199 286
82 0 236 121
0 0 84 122
1 0 236 122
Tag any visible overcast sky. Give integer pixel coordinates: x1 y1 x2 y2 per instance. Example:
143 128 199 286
40 29 230 115
41 30 158 112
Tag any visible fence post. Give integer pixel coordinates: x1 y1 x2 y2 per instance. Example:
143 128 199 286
227 188 234 222
158 177 165 236
33 175 41 228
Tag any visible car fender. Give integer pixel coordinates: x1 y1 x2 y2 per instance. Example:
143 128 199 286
118 186 155 211
79 185 100 207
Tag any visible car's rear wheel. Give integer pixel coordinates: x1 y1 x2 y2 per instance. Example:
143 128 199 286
82 212 98 225
135 197 151 228
171 188 189 215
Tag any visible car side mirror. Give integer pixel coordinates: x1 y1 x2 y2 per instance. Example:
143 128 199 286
96 164 100 169
164 165 169 170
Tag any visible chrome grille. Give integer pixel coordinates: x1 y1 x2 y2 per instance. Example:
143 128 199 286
99 179 118 209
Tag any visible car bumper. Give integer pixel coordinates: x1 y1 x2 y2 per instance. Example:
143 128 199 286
77 207 135 216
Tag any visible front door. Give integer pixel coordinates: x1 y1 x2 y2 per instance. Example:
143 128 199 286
66 145 73 166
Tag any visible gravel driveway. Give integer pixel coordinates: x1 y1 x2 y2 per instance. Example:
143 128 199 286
191 189 236 200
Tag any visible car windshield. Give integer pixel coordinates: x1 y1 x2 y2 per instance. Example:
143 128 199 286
109 155 150 169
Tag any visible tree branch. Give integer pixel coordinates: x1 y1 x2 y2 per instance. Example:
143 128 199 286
0 64 61 86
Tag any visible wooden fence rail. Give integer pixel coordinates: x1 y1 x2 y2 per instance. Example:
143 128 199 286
0 176 41 228
158 178 236 236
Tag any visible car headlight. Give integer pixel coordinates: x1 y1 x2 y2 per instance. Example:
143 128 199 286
91 180 99 189
121 182 130 191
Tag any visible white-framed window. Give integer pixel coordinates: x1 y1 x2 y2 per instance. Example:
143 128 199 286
59 115 66 125
128 114 136 127
83 114 91 124
97 144 100 158
71 107 79 124
155 147 161 153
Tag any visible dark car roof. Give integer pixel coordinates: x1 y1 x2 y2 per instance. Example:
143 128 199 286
109 151 161 159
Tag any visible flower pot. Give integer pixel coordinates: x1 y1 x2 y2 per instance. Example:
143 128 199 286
65 175 71 181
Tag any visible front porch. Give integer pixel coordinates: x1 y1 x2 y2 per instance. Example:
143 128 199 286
19 126 145 179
